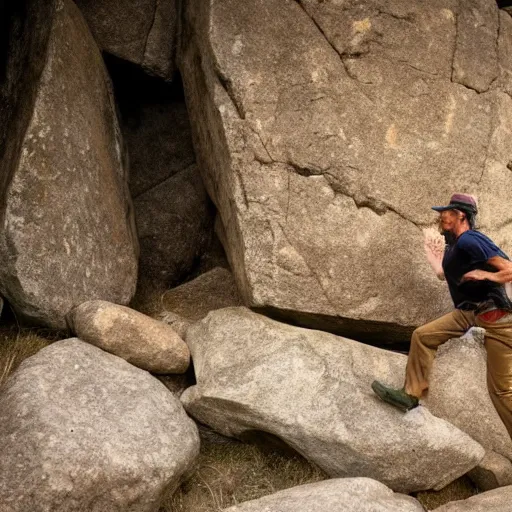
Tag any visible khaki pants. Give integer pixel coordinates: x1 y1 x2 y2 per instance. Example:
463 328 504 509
405 309 512 437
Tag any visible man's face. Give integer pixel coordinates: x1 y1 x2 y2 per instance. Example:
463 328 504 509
438 209 463 232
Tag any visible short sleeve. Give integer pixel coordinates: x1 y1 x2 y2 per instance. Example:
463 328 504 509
458 233 501 262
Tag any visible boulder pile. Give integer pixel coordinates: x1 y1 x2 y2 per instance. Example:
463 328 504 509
2 0 512 510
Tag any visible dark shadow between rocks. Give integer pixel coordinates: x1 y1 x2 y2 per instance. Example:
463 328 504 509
103 52 221 300
238 429 309 459
254 305 413 351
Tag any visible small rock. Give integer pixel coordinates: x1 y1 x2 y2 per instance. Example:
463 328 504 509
161 267 242 321
68 300 190 374
158 310 191 339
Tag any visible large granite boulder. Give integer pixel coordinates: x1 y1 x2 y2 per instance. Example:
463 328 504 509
432 485 512 511
179 0 512 343
68 300 190 374
223 478 424 512
0 338 199 512
181 307 484 493
75 0 177 79
0 0 138 329
426 327 512 490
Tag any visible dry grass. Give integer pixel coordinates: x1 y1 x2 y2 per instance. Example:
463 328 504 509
161 437 327 512
161 435 478 511
0 324 63 388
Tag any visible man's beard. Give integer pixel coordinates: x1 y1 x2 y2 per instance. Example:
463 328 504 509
442 230 457 246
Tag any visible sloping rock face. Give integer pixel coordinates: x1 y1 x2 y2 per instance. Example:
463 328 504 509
155 266 242 338
0 338 199 512
75 0 177 79
426 327 512 489
68 300 190 374
0 0 138 329
181 307 484 493
433 484 512 511
161 267 242 321
179 0 512 342
223 478 424 512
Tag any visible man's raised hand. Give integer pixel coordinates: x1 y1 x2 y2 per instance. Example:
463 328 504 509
423 227 445 280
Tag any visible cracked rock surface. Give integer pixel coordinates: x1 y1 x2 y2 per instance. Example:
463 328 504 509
181 307 484 493
0 0 138 329
75 0 177 79
179 0 512 341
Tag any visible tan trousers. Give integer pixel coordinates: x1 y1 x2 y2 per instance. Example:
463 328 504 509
405 309 512 437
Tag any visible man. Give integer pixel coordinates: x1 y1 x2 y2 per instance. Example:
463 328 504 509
372 193 512 437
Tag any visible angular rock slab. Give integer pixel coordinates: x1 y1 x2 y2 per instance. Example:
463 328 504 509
0 0 138 329
181 307 484 493
426 327 512 489
179 0 512 342
223 478 424 512
0 339 199 512
68 300 190 374
160 267 243 322
75 0 177 79
135 165 213 291
433 484 512 511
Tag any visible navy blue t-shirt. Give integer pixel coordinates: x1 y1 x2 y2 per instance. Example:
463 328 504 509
442 230 511 310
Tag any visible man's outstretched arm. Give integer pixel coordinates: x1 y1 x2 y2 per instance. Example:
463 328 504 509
462 256 512 284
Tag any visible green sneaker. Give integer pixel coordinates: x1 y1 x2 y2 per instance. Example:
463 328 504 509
371 380 419 412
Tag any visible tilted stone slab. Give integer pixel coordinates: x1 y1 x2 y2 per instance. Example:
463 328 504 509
160 267 243 322
426 327 512 490
0 338 199 512
181 307 484 493
179 0 512 343
222 478 424 512
0 0 138 329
